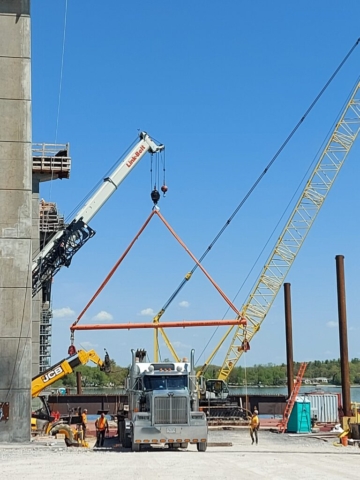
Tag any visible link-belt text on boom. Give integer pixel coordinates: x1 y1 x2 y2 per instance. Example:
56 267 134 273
126 144 146 168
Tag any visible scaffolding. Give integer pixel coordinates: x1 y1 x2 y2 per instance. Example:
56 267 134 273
39 199 65 236
32 142 71 373
38 200 67 371
32 143 71 181
39 307 52 372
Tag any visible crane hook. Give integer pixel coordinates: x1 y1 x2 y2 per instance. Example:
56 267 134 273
68 331 77 356
151 188 160 206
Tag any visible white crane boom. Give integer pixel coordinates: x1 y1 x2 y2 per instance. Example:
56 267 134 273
32 131 164 297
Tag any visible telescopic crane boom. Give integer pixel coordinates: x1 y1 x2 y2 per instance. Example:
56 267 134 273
31 348 111 398
32 132 164 297
198 80 360 381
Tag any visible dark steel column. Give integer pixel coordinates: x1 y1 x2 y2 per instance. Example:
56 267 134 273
284 283 294 398
76 371 82 395
336 255 351 416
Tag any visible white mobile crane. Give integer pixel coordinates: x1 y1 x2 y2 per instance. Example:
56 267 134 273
32 132 164 297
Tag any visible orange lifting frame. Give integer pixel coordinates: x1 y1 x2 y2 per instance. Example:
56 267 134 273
71 209 242 333
72 318 247 331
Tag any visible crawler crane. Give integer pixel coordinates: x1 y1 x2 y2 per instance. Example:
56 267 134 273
148 80 360 417
198 80 360 392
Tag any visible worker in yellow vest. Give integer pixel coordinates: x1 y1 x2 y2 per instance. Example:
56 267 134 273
95 412 109 447
249 408 260 445
80 409 88 439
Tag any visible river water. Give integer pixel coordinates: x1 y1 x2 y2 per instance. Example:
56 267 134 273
228 385 360 403
69 385 360 403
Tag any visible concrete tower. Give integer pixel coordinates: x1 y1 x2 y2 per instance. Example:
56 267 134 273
0 0 32 441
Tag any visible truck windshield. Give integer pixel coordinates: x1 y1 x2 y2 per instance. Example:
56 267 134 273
144 375 188 391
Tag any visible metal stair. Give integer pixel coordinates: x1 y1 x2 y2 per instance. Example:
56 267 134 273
278 362 307 433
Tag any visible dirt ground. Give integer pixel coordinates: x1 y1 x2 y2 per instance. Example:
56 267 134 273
1 429 360 480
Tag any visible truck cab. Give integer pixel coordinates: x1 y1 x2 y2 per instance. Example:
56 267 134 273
118 349 208 452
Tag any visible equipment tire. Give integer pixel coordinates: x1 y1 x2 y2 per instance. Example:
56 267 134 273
131 442 141 452
123 434 131 449
197 442 207 452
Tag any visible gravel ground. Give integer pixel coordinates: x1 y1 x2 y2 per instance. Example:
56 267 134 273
1 429 360 480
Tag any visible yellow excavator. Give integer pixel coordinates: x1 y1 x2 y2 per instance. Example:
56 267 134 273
31 348 110 445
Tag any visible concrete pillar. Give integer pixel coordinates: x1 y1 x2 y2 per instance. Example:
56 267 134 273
32 178 40 376
0 0 32 442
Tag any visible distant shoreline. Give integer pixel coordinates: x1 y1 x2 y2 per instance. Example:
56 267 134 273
228 384 360 389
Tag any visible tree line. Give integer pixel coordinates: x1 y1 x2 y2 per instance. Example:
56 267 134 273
203 358 360 386
51 357 360 389
56 359 128 388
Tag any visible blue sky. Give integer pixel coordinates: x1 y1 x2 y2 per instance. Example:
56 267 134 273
31 1 360 369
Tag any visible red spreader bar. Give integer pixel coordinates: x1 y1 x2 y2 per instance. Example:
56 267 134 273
71 210 156 331
71 318 247 331
71 209 241 336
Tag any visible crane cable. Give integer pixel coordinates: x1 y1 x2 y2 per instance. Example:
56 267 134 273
37 0 69 257
195 77 360 367
154 37 360 323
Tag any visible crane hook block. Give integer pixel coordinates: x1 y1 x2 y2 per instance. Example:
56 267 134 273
161 185 168 196
151 189 160 205
68 344 77 356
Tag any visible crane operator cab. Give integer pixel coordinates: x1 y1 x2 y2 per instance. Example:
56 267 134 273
204 379 229 400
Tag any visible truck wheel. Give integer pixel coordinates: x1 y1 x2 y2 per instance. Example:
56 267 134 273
197 442 207 452
123 434 131 449
131 442 141 452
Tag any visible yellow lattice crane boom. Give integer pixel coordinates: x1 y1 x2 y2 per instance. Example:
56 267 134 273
199 80 360 381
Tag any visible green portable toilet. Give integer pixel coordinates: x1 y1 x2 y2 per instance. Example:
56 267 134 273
287 396 311 433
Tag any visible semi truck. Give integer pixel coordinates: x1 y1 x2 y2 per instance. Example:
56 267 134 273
118 349 208 452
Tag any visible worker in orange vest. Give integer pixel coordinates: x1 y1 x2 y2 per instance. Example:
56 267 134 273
95 412 109 447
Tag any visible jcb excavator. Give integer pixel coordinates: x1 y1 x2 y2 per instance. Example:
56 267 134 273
31 348 111 441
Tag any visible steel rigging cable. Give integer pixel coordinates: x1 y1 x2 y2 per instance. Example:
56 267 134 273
155 37 360 320
195 76 360 365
